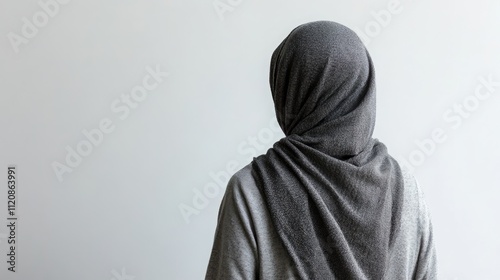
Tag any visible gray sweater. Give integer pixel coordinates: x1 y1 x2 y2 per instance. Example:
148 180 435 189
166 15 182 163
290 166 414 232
205 162 437 280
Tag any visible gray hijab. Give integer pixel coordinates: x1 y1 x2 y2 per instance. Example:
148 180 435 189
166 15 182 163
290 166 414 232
251 21 405 279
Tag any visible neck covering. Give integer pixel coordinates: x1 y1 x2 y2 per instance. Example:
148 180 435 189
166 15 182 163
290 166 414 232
251 21 405 279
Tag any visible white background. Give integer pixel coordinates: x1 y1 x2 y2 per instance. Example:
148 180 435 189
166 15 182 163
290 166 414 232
1 0 499 279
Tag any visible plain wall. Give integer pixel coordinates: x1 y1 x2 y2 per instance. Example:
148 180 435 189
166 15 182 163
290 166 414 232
0 0 499 279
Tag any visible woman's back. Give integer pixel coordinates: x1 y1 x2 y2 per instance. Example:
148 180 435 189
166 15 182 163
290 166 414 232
205 161 436 279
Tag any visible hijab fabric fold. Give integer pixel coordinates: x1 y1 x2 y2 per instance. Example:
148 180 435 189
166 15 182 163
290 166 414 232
251 21 405 279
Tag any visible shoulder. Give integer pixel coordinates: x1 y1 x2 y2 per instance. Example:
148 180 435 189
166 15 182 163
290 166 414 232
385 162 438 279
397 162 431 212
399 163 418 191
394 160 435 250
396 160 434 247
230 162 256 186
219 162 265 218
398 162 426 205
396 163 437 277
225 162 261 199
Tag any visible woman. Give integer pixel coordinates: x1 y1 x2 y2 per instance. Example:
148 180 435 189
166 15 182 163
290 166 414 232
205 21 437 280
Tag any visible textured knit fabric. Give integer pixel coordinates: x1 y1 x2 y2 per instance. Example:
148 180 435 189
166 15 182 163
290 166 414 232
253 20 405 279
205 163 437 280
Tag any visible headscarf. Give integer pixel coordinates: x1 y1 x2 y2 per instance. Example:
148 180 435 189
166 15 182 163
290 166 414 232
251 21 405 279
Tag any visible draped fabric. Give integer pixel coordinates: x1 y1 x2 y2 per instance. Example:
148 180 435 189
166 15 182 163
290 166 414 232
251 21 405 279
